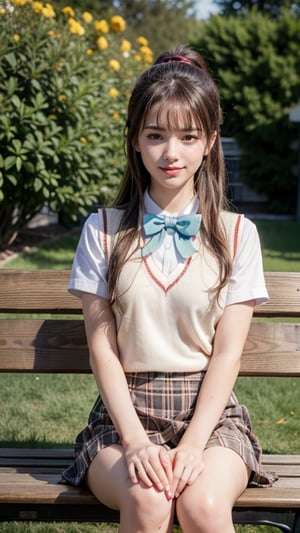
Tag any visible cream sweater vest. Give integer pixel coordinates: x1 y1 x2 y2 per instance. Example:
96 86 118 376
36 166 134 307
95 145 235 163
101 208 243 372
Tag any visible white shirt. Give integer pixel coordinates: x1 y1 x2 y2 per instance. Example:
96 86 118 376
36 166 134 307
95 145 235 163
69 192 269 306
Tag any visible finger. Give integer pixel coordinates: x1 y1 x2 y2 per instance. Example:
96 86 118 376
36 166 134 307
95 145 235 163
143 461 165 490
143 447 172 490
159 448 173 485
134 464 153 488
128 462 138 484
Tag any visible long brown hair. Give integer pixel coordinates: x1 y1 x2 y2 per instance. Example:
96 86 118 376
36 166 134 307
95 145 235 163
107 44 232 304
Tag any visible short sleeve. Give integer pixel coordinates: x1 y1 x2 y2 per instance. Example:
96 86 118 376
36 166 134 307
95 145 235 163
68 211 109 299
226 218 269 306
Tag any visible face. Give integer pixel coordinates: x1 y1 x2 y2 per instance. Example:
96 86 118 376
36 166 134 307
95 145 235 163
135 103 216 209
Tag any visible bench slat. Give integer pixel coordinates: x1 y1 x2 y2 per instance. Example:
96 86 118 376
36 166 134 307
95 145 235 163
0 270 300 317
0 471 299 508
1 319 299 376
0 270 80 313
257 272 300 317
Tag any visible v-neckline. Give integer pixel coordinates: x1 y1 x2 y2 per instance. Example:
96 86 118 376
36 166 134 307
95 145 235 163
143 255 193 294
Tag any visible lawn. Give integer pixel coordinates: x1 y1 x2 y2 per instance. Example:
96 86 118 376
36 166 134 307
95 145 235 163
0 218 299 533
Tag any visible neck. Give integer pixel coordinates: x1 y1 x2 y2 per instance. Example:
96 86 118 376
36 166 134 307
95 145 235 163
148 188 195 214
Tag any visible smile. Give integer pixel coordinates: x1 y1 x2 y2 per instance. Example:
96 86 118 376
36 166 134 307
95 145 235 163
159 166 183 176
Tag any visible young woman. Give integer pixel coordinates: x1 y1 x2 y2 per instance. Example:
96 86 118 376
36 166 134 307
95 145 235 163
62 44 276 533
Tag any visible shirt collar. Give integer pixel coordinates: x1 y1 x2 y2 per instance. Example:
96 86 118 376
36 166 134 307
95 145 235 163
144 189 199 216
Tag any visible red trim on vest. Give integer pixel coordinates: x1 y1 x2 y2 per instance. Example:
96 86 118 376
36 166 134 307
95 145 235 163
102 208 108 258
233 215 242 260
144 257 192 295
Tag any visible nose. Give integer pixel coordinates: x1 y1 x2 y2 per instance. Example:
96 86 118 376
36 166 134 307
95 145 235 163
162 137 178 161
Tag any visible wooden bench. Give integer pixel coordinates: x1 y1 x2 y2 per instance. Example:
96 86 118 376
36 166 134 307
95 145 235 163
0 269 299 532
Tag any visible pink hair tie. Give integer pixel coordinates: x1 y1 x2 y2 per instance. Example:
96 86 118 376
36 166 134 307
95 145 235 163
162 55 192 65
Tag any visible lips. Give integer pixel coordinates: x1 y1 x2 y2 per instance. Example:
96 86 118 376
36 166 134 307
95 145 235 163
160 166 183 175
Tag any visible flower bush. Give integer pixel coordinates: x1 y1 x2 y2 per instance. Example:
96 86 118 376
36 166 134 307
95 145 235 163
0 1 153 247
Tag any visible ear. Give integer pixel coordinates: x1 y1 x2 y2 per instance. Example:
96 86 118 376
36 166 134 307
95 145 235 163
204 131 217 156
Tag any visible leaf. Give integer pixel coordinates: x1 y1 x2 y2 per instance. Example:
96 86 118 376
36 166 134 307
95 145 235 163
15 156 23 172
6 174 18 186
6 77 18 97
34 178 43 192
11 95 21 109
4 156 16 170
11 139 22 155
42 186 50 198
4 52 17 69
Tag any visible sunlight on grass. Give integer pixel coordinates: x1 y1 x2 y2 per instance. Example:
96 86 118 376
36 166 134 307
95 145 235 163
1 231 80 270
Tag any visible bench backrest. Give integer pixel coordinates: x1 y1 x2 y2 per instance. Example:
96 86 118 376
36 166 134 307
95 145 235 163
0 270 299 377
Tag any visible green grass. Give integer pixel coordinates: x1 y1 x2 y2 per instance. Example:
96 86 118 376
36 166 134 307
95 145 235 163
0 520 281 533
1 231 80 270
0 218 299 532
255 219 300 271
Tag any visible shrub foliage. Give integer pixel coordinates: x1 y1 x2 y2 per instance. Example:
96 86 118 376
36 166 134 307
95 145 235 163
193 10 300 214
0 1 153 248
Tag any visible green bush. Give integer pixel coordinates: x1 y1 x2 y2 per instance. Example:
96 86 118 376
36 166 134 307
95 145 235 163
0 1 153 248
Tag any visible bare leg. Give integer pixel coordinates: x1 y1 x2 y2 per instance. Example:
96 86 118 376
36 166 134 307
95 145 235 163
176 446 250 533
86 444 174 533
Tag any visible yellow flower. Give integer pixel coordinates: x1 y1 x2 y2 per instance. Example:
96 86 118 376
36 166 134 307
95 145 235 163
13 34 20 42
109 87 119 98
48 30 56 37
134 54 142 62
96 36 108 51
62 6 75 17
80 137 87 143
140 45 153 63
94 19 109 33
32 1 43 13
42 4 55 18
276 418 286 425
11 0 28 5
58 94 66 101
137 36 148 46
0 8 6 15
113 112 120 120
68 18 85 35
110 15 126 32
82 11 93 23
86 48 94 56
120 39 131 53
109 59 121 72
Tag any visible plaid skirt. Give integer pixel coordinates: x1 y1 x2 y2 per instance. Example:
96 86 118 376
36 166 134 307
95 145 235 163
62 371 277 487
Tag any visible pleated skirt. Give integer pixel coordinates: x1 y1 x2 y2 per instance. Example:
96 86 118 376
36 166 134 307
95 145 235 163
62 370 277 487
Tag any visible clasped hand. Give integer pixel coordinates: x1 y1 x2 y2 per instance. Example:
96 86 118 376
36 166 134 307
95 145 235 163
125 440 204 500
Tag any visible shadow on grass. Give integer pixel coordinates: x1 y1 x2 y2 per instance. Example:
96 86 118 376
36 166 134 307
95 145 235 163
0 440 73 449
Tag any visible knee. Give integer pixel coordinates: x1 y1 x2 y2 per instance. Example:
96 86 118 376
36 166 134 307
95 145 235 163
176 489 232 532
125 484 173 528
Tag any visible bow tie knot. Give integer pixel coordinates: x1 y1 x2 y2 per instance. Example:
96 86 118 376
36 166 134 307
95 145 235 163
142 213 201 259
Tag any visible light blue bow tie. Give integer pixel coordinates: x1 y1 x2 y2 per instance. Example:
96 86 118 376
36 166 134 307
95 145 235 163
142 213 201 259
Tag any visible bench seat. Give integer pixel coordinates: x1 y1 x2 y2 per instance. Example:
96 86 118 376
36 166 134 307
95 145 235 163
0 448 299 531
